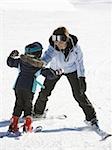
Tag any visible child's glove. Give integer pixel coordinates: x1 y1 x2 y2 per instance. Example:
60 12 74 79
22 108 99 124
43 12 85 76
9 50 19 58
79 77 87 94
41 68 60 80
20 54 44 68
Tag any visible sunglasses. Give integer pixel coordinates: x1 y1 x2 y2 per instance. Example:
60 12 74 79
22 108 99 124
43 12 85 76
52 35 67 42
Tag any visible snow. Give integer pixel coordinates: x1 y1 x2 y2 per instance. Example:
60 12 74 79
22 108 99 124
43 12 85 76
0 0 75 11
69 0 112 4
0 0 112 149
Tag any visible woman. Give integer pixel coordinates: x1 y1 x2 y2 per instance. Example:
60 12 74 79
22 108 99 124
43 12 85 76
33 27 98 127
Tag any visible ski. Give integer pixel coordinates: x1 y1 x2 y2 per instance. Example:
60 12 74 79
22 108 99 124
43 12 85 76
0 130 21 139
90 126 111 141
21 108 67 121
0 126 42 139
32 114 67 121
1 125 111 141
84 120 112 140
34 125 111 141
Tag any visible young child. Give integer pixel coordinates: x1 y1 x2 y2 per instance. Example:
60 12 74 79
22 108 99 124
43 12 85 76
7 42 57 133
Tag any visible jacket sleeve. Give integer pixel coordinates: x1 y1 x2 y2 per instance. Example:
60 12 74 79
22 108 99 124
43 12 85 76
74 44 85 78
42 45 56 65
7 56 20 68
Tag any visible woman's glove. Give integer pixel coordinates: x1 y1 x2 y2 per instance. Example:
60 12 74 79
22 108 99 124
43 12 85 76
79 77 87 94
41 68 59 80
9 50 19 58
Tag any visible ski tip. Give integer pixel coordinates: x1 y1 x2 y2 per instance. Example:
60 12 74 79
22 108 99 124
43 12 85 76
63 115 67 118
0 135 4 138
100 134 112 141
57 114 67 119
45 108 49 112
34 126 43 132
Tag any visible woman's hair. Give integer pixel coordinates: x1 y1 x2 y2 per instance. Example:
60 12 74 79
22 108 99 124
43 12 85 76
53 26 69 36
49 26 78 50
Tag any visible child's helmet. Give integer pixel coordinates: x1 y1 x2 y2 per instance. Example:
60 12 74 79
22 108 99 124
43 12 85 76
25 42 43 58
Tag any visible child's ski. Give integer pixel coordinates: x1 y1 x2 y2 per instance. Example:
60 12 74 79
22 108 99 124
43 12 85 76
0 130 21 138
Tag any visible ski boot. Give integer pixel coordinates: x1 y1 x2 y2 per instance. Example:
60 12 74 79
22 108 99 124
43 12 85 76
8 116 19 132
23 116 33 132
32 109 48 120
84 117 99 129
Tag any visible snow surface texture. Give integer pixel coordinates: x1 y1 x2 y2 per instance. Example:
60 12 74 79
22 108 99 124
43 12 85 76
69 0 112 4
0 0 112 150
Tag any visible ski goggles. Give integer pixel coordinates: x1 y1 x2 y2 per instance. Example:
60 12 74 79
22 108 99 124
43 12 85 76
52 35 67 42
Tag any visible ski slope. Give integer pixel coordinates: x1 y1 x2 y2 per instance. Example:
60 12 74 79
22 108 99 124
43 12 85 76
0 0 112 150
0 0 75 11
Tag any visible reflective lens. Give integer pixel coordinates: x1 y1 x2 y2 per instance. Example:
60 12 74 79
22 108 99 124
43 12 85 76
52 35 67 42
